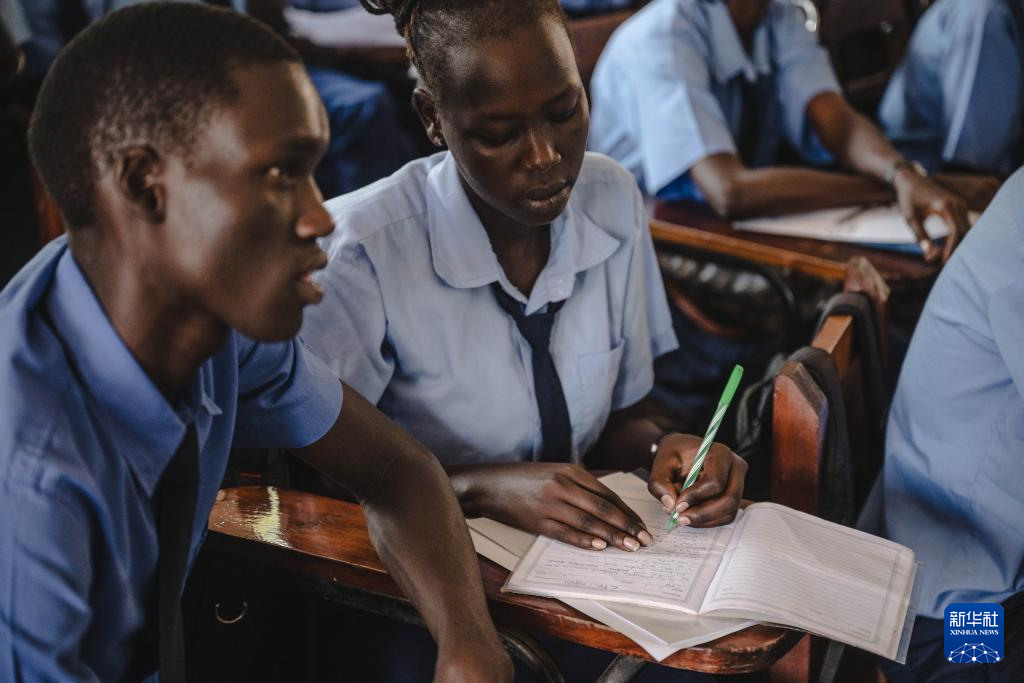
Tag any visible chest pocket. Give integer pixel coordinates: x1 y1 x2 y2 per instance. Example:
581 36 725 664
566 342 625 458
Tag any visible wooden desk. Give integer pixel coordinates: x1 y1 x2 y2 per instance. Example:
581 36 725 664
652 200 938 288
206 486 801 679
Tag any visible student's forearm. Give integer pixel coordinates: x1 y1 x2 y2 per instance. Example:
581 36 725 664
294 385 499 654
712 166 892 218
808 91 903 182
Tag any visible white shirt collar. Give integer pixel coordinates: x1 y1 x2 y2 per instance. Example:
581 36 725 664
425 152 621 315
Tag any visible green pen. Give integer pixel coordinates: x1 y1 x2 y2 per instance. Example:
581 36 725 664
667 364 744 532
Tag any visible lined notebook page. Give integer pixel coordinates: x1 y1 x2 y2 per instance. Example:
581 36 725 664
505 475 736 613
701 503 915 659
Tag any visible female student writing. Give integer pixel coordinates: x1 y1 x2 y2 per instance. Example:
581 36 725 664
301 0 748 554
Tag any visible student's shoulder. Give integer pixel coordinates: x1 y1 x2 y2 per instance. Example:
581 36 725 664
0 264 88 497
572 152 646 241
319 154 438 259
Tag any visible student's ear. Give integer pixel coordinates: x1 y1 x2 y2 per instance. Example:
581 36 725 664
412 86 445 148
114 145 165 223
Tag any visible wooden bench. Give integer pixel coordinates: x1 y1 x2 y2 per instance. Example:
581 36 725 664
203 486 803 681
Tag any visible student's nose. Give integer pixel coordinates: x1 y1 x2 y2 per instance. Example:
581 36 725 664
295 178 334 240
523 128 561 173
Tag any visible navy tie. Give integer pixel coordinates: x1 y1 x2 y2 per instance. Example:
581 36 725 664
122 424 199 682
491 283 573 462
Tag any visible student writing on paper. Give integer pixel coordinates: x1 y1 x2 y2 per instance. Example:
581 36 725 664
0 6 513 681
588 0 998 262
301 0 748 678
877 167 1024 681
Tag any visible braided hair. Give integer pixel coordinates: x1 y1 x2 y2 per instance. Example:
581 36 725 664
361 0 568 98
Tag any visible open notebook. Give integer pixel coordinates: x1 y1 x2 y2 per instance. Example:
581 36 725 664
734 205 978 253
468 517 755 661
504 473 917 662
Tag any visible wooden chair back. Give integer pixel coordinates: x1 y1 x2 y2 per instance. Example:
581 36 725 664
767 257 891 683
569 9 634 97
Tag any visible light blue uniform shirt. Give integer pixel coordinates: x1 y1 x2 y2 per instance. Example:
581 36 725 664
0 239 343 681
883 167 1024 619
589 0 839 200
560 0 632 13
879 0 1024 177
1 0 30 47
301 151 678 466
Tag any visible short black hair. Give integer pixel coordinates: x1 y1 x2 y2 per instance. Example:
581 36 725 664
361 0 569 100
28 2 300 229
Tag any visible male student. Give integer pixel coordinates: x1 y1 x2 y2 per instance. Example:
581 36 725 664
0 4 511 681
589 0 996 262
879 0 1024 178
879 168 1024 681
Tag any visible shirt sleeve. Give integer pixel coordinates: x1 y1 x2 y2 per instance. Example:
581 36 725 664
0 478 100 682
628 25 738 195
299 245 395 405
770 3 841 163
611 184 679 410
232 335 344 450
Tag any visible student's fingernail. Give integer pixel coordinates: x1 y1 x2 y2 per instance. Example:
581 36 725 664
661 495 674 511
638 530 653 546
675 501 689 513
591 538 607 550
678 516 691 527
623 537 640 551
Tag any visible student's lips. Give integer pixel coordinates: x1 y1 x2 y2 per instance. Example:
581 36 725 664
521 181 572 212
295 254 327 304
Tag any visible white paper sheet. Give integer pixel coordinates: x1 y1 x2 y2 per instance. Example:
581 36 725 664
284 6 406 49
734 205 975 245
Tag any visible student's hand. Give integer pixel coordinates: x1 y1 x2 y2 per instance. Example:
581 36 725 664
435 636 513 682
648 433 747 528
894 171 971 263
931 172 1000 212
453 462 652 551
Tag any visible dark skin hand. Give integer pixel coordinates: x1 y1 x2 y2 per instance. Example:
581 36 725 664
691 0 1000 263
414 16 746 549
78 60 511 682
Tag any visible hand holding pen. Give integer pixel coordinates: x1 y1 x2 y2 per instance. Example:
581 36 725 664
647 366 747 531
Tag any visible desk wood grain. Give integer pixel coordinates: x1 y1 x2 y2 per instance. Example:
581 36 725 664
207 486 801 674
653 200 938 287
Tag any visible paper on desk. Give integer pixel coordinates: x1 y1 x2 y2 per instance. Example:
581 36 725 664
467 473 754 661
284 7 406 49
734 205 979 245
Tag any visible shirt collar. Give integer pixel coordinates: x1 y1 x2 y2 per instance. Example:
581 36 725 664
706 0 773 84
425 152 621 314
44 249 222 495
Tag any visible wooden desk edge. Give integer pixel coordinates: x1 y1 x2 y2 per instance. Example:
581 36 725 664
650 218 849 281
205 487 802 674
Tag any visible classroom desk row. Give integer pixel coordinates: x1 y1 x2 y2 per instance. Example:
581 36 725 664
204 486 803 682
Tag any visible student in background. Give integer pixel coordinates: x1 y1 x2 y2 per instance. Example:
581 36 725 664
302 1 745 677
589 0 997 262
878 168 1024 682
244 0 420 196
0 5 511 681
879 0 1024 178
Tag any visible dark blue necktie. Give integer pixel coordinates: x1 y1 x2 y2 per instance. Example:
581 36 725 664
491 283 573 462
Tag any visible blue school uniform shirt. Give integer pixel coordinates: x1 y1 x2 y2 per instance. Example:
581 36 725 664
883 167 1024 619
300 151 678 466
589 0 840 200
0 238 343 681
878 0 1024 176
